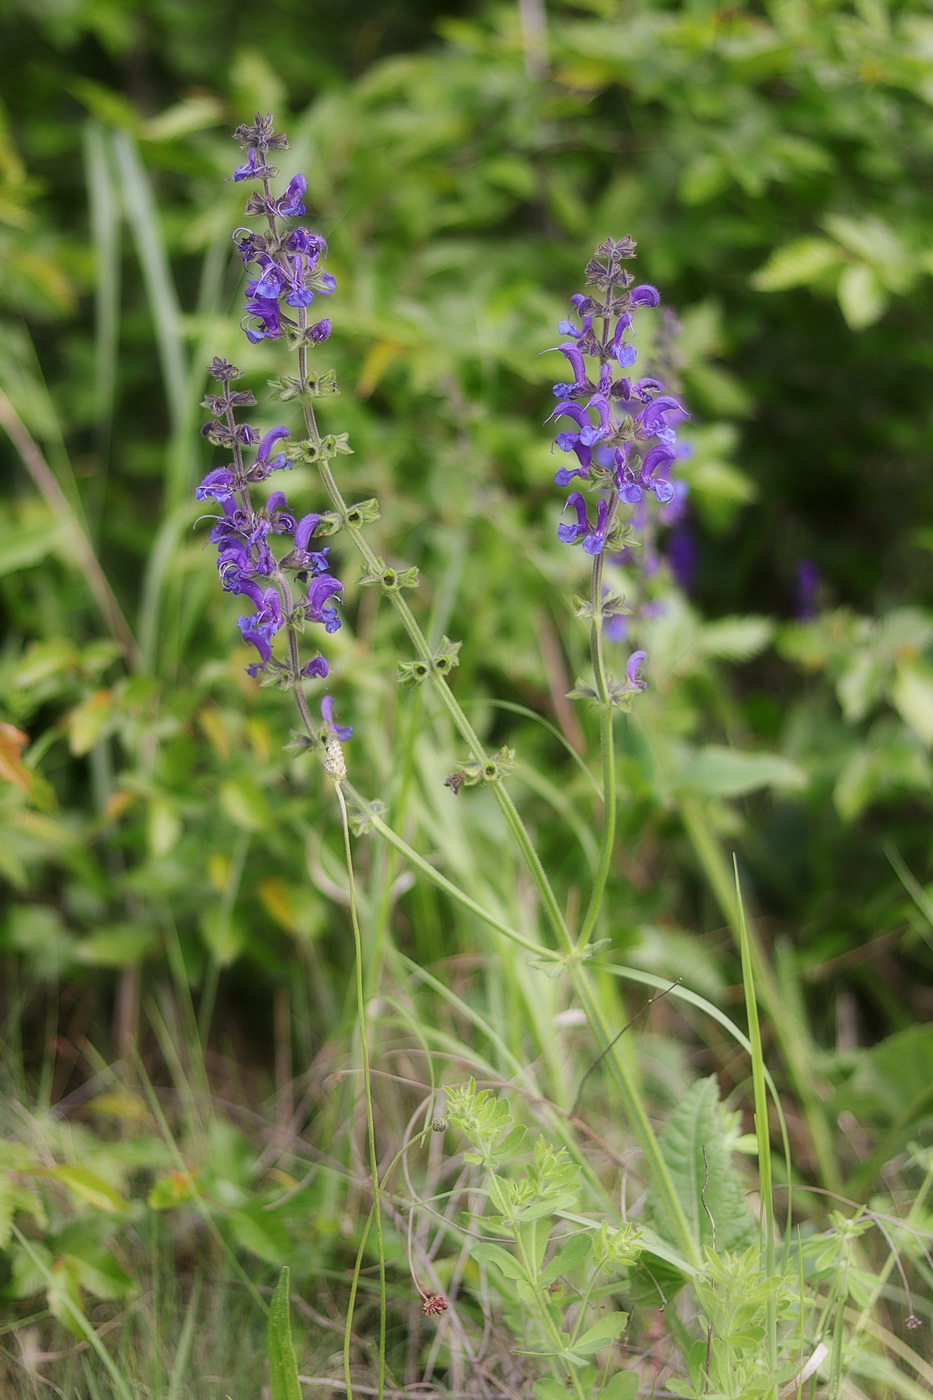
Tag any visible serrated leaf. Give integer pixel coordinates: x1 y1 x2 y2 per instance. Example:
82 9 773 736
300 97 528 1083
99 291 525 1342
572 1311 628 1355
750 236 842 291
268 1267 302 1400
649 1077 755 1255
64 1247 133 1300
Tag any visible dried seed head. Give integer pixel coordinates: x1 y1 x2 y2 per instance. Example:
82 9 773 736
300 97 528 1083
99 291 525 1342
421 1291 449 1317
324 735 347 783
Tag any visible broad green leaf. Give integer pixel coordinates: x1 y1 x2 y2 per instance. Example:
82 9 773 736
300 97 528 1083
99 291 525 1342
534 1380 568 1400
147 794 182 857
602 1372 640 1400
64 1247 133 1300
268 1268 302 1400
199 907 245 965
47 1258 85 1337
76 923 157 966
220 776 270 831
572 1311 628 1355
36 1166 128 1215
0 518 66 577
540 1229 593 1284
0 1176 46 1247
472 1242 529 1282
834 722 932 821
673 746 806 798
699 616 773 662
66 689 116 756
750 236 842 291
891 661 933 747
648 1077 755 1255
229 1205 291 1265
516 1190 580 1223
837 262 887 330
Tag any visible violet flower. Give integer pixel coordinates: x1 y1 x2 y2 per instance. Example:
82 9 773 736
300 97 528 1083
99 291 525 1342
195 114 346 687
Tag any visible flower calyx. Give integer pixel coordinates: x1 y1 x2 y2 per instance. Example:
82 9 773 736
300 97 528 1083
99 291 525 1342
358 558 420 593
284 432 353 467
397 636 461 689
267 369 339 403
446 746 516 789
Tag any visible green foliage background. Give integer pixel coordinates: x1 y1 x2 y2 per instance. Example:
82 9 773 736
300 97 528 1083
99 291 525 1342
3 0 933 1388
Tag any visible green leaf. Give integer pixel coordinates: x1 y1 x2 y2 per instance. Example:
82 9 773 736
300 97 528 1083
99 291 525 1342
750 236 842 291
572 1311 628 1355
837 263 887 330
36 1166 128 1215
0 518 66 577
648 1077 755 1255
148 1169 198 1209
76 923 157 966
147 794 182 857
891 661 933 747
64 1247 133 1301
540 1229 593 1284
601 1373 640 1400
47 1257 86 1337
267 1267 302 1400
229 1205 291 1265
220 776 270 831
698 616 773 662
0 1176 46 1247
673 746 806 798
472 1242 529 1282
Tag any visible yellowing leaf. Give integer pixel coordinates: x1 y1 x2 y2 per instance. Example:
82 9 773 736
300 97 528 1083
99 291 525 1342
66 690 115 756
36 1166 128 1215
0 722 32 794
148 1169 199 1209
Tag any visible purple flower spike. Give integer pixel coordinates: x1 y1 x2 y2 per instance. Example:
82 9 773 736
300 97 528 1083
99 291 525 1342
276 174 306 218
625 651 648 691
321 694 353 740
196 468 238 503
307 574 344 632
558 492 591 544
582 497 610 556
302 656 330 679
631 285 660 307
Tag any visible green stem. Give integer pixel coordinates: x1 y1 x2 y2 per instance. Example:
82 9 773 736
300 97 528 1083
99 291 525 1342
679 793 841 1197
291 312 699 1269
577 537 617 952
334 778 386 1400
566 959 702 1270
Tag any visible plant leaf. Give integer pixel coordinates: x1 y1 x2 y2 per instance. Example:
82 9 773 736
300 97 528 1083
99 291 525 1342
268 1267 302 1400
